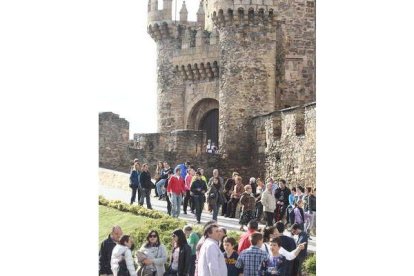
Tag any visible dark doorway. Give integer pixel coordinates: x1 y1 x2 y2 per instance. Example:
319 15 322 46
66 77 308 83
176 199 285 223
199 109 219 146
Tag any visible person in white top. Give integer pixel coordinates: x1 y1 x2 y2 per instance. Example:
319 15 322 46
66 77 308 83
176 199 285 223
111 235 137 276
198 224 227 276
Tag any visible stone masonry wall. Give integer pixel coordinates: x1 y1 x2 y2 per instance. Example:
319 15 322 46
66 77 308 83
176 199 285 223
251 103 316 188
99 112 130 172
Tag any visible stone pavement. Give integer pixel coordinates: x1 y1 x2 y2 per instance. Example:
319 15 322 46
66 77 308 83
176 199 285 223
99 182 316 253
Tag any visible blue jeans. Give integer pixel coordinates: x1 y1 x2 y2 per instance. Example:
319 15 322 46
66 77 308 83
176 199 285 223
212 203 220 221
156 179 166 196
170 193 182 218
192 195 203 222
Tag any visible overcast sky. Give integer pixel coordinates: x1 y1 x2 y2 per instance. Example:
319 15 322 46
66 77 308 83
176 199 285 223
98 0 200 138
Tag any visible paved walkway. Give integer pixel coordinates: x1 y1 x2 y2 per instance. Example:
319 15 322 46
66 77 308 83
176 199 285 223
99 184 316 252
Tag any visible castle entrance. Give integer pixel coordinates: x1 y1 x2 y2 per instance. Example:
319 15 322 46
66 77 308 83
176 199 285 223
186 98 219 147
199 109 219 146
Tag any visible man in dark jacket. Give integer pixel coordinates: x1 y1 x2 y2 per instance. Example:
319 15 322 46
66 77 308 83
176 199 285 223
139 163 153 209
274 179 291 223
99 226 123 276
291 223 308 276
275 221 296 276
191 171 207 223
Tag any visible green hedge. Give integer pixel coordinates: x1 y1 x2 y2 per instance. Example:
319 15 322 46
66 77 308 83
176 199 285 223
99 195 170 219
303 253 316 275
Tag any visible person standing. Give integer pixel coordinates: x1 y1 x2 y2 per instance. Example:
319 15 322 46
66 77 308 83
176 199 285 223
154 161 164 197
111 235 137 276
266 237 305 276
290 223 308 276
223 237 240 276
261 182 277 226
228 176 244 218
183 167 195 214
238 220 259 254
137 230 168 276
274 222 297 276
166 229 192 276
293 199 305 231
287 187 297 227
191 171 208 223
306 188 316 236
99 226 123 276
139 163 153 209
178 161 191 180
207 176 224 221
223 172 238 217
255 178 265 222
198 224 228 276
235 233 269 276
167 167 186 218
156 162 173 200
129 162 141 205
207 169 224 190
239 185 257 231
184 225 200 276
274 179 291 223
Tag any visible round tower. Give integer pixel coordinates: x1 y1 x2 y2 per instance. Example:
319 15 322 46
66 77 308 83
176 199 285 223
147 0 185 132
209 1 278 164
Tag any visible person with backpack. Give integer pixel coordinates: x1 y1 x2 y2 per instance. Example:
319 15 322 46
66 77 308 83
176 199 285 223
111 235 137 276
207 176 224 221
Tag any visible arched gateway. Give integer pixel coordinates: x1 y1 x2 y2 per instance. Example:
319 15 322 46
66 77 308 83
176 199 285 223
187 98 219 146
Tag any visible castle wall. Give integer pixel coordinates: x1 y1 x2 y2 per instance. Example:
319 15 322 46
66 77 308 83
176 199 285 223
251 103 316 188
99 112 130 172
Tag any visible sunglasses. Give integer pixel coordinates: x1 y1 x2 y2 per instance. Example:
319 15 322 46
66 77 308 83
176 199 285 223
149 234 157 238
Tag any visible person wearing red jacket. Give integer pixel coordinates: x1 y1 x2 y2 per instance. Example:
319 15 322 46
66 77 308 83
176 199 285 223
167 167 186 218
237 220 259 254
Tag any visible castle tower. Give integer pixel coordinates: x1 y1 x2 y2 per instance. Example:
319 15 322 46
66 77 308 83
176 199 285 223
196 1 205 28
179 1 188 23
147 0 185 132
208 1 277 163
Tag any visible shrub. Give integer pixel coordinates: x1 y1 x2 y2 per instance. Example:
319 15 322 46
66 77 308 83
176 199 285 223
302 253 316 275
99 195 169 219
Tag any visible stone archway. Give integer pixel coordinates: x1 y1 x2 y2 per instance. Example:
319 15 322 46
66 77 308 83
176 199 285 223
187 98 219 145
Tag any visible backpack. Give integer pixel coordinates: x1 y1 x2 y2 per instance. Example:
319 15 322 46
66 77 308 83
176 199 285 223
118 254 130 276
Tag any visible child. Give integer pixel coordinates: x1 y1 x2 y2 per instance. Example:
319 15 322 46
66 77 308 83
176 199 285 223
223 237 240 276
239 184 257 231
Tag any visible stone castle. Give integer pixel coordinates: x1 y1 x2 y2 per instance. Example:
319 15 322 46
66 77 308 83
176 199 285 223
99 0 316 188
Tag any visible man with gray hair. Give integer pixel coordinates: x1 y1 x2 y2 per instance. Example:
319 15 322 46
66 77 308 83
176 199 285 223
207 169 224 190
99 225 123 276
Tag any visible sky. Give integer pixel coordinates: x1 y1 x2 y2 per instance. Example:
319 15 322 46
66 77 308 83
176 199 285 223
98 0 200 138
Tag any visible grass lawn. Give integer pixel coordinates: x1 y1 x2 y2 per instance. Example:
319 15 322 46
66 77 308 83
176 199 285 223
99 205 150 245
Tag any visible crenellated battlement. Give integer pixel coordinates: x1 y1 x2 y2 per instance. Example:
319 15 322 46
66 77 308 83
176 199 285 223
211 6 278 29
174 61 219 81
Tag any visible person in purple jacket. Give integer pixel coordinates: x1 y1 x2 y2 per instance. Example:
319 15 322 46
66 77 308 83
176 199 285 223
293 199 305 231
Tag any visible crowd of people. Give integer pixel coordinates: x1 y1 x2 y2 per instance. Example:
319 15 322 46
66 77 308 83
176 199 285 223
101 158 317 275
128 159 316 235
99 220 308 276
